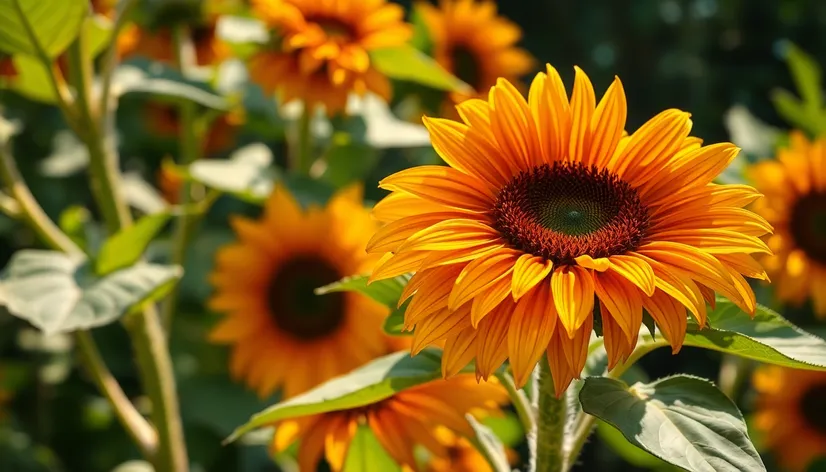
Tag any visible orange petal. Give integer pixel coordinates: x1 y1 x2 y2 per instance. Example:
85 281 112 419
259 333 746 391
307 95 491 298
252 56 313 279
423 117 512 187
551 265 595 336
608 254 656 296
475 304 512 380
411 305 472 355
611 109 691 185
642 290 688 353
594 270 643 343
511 254 553 300
379 165 495 212
529 65 570 163
575 254 610 272
442 326 478 378
366 212 468 253
508 283 557 387
567 66 596 163
490 78 535 169
396 218 500 253
588 76 627 168
471 276 513 326
600 300 633 371
449 250 519 316
370 251 428 282
560 314 593 377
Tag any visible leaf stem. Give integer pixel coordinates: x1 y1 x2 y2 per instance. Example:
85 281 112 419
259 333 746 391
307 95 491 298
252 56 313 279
66 31 189 472
0 127 156 460
294 104 314 174
97 0 139 129
76 331 158 456
534 358 566 472
496 371 536 433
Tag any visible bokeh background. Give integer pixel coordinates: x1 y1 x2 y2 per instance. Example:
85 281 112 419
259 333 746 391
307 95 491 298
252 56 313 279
1 0 825 471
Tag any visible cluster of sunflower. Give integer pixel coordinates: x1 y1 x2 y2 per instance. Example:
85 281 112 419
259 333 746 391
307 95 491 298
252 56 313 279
3 0 826 471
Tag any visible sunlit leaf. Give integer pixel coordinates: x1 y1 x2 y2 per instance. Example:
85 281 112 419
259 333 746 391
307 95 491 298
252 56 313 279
342 426 401 472
596 421 680 471
113 62 229 111
95 212 172 275
784 42 823 110
0 0 88 58
226 349 457 442
466 415 511 472
383 302 408 336
0 250 182 335
770 88 823 135
315 273 411 308
580 376 765 472
7 53 55 102
188 142 278 203
370 45 471 93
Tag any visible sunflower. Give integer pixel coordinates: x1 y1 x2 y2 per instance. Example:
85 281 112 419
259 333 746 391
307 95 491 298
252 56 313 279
416 0 535 114
426 426 514 472
749 132 826 316
367 65 772 395
146 104 242 159
248 0 411 115
209 186 407 399
752 365 826 471
270 375 507 471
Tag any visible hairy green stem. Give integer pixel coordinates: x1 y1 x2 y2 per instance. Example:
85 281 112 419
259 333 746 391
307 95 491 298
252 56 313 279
535 358 566 472
0 133 155 458
97 0 139 129
496 371 536 433
67 31 189 472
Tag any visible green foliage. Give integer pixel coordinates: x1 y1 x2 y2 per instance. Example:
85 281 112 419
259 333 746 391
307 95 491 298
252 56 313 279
0 250 181 335
0 0 87 58
227 349 459 442
188 143 278 203
597 421 680 471
315 273 410 308
382 301 408 336
342 426 402 472
95 211 171 275
771 43 826 135
370 45 471 93
466 415 511 472
580 376 765 472
681 299 826 370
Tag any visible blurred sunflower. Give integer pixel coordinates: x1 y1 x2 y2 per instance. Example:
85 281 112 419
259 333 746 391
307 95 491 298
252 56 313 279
752 365 826 471
118 22 227 66
368 65 772 395
749 132 826 316
209 186 407 399
426 426 515 472
416 0 535 114
270 375 507 471
249 0 412 114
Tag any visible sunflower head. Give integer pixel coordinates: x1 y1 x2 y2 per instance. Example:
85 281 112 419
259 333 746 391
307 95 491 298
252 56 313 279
369 65 772 395
417 0 535 115
750 131 826 316
753 365 826 471
249 0 412 115
209 186 408 399
269 375 508 471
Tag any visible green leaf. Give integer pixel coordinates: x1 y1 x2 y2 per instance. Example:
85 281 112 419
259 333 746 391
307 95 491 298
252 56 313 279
7 53 55 102
343 426 401 472
370 45 471 93
770 88 823 135
580 375 765 472
784 43 823 110
680 299 826 370
466 415 511 472
0 0 88 58
59 205 92 250
115 62 229 111
597 421 680 471
315 274 411 308
383 302 409 336
0 250 182 335
95 212 171 275
322 140 380 188
188 143 278 203
482 413 524 448
226 349 455 443
409 5 434 55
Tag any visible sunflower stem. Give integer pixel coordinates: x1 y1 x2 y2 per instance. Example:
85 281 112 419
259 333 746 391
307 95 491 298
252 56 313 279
294 104 314 175
496 371 536 433
161 24 205 333
534 358 566 472
66 33 189 472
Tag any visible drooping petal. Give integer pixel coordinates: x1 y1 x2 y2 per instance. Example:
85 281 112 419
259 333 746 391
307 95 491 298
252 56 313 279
551 265 595 336
507 283 557 387
594 270 643 343
475 304 512 380
600 300 633 371
642 290 688 353
607 254 656 296
411 305 472 354
449 250 520 315
441 326 478 378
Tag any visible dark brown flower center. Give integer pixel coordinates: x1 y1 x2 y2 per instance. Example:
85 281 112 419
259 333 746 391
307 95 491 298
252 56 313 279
800 382 826 436
492 162 650 265
789 192 826 264
267 255 345 340
309 16 356 41
450 45 481 90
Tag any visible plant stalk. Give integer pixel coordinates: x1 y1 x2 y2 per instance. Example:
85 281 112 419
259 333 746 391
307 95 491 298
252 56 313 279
534 358 566 472
496 371 536 433
294 105 313 174
66 31 189 472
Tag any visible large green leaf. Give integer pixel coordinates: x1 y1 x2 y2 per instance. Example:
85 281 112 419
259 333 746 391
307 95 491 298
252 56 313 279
383 302 409 336
680 299 826 370
580 376 765 472
370 45 471 93
597 421 680 471
188 143 278 203
466 415 510 472
0 0 88 58
0 250 182 335
96 212 172 275
342 426 401 472
226 349 455 442
315 274 410 308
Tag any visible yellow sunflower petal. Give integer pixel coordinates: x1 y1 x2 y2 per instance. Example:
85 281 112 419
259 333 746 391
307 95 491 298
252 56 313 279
511 254 554 300
568 66 596 164
508 283 557 387
611 109 691 185
588 76 627 168
594 270 643 343
412 305 472 355
600 300 633 371
475 304 512 380
442 326 478 378
607 254 655 296
449 250 519 316
642 290 688 353
551 266 595 336
379 166 495 211
396 219 500 253
423 117 512 187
